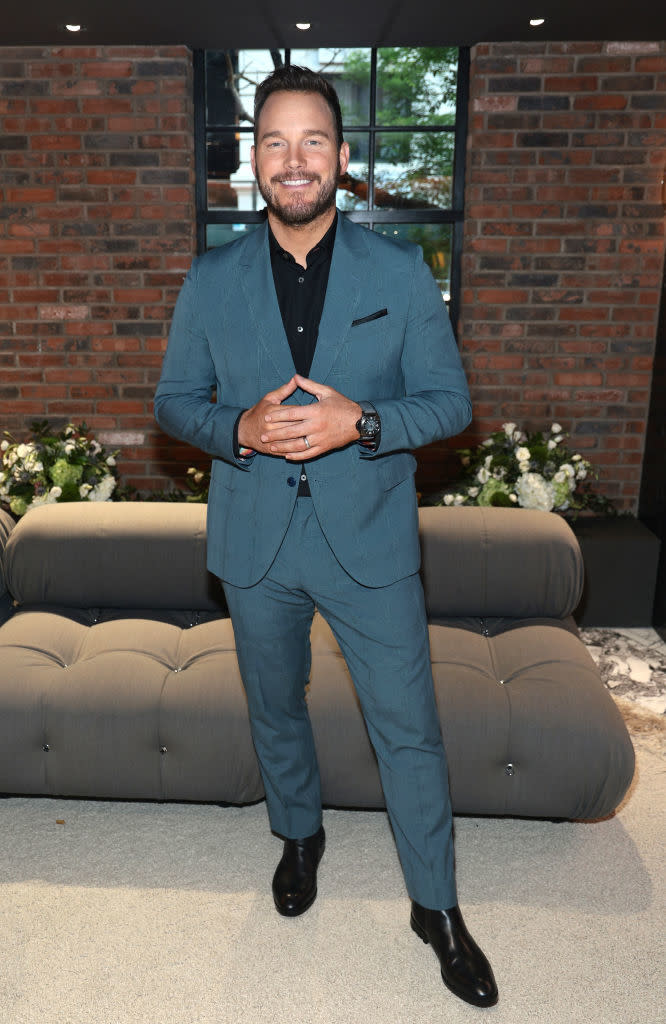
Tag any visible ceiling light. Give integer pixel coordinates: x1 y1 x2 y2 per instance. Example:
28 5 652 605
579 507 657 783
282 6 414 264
65 24 82 32
295 22 311 30
530 18 545 26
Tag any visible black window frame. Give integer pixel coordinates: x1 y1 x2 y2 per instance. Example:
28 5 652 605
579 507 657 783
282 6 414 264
193 47 470 335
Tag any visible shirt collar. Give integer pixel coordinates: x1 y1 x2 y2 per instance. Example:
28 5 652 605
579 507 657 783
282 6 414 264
268 211 338 266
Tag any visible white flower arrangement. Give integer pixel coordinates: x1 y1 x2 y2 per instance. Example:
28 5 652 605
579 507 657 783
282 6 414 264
440 422 614 516
0 421 119 518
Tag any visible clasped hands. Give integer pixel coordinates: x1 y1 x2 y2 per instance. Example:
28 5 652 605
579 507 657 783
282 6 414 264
238 374 362 461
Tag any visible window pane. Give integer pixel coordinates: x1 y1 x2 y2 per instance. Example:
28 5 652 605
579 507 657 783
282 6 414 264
206 222 262 250
319 48 372 126
373 131 454 210
337 132 369 211
207 131 262 211
376 47 458 126
374 222 453 300
205 50 286 127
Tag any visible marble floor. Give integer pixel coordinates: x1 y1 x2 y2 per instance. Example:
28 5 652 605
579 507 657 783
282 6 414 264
580 626 666 716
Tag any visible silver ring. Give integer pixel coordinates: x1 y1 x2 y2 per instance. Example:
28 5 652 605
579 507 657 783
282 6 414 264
303 435 311 449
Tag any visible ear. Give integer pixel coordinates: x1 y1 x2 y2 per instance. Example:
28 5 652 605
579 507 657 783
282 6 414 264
250 145 257 178
339 141 350 176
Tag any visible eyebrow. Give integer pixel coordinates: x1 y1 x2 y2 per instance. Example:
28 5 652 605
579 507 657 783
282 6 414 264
259 128 331 143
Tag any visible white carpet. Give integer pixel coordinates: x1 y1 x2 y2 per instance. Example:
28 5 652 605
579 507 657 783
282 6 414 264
0 724 663 1024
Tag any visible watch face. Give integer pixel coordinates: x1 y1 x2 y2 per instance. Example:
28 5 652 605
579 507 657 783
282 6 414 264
360 413 380 438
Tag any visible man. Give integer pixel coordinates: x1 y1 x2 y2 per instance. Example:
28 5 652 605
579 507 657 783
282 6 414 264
155 65 497 1008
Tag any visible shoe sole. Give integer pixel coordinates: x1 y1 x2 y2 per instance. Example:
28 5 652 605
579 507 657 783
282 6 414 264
410 914 498 1008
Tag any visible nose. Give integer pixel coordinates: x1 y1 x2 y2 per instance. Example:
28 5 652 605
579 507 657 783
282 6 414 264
284 142 305 168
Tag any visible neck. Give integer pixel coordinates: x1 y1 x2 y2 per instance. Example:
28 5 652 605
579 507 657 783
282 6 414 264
267 206 337 268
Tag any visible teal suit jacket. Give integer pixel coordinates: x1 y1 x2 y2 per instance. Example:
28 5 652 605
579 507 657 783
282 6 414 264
155 213 472 588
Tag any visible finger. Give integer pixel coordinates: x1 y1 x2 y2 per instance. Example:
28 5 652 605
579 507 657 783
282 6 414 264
269 438 319 457
261 424 309 443
266 377 298 403
264 406 308 423
293 374 330 400
284 442 323 461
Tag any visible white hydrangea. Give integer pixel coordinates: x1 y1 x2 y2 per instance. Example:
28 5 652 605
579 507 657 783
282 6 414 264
89 475 116 502
515 446 531 463
515 472 556 512
551 423 562 434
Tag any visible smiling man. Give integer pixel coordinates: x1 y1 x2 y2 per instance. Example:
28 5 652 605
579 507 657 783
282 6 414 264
155 65 497 1009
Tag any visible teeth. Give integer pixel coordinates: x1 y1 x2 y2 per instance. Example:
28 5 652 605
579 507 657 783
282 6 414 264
282 179 311 186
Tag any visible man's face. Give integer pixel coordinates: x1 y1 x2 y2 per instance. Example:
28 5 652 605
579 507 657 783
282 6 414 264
251 90 349 227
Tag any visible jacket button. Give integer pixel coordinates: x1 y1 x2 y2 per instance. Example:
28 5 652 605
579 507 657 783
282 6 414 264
287 476 297 487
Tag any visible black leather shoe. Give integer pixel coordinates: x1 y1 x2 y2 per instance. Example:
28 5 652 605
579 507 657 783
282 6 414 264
272 825 325 917
411 901 498 1007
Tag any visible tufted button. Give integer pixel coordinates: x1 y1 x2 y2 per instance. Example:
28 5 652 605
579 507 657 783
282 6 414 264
499 679 505 685
42 743 50 752
287 476 297 487
505 763 515 776
160 746 167 755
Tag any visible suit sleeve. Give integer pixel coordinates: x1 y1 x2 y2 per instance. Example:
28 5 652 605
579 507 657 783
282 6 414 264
364 248 472 457
154 259 248 467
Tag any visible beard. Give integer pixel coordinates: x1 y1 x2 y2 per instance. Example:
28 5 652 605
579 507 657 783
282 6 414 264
256 162 340 227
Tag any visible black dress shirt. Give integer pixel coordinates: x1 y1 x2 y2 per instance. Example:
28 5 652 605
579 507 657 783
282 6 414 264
269 217 337 496
234 217 337 495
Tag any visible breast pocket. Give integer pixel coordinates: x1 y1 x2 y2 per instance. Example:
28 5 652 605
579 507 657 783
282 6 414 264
351 308 388 327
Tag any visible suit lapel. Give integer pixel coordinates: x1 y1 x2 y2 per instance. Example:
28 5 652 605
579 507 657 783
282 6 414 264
238 222 296 383
237 213 368 392
309 213 365 385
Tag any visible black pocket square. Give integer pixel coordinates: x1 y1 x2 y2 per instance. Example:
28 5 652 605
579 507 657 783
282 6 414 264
351 308 388 327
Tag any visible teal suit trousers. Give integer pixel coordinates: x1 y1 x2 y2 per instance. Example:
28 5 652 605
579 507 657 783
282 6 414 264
222 499 457 911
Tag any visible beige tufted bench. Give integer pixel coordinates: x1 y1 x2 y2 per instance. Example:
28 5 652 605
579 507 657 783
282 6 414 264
0 502 634 819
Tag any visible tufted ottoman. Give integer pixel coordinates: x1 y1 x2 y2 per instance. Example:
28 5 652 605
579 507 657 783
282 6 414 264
0 502 634 819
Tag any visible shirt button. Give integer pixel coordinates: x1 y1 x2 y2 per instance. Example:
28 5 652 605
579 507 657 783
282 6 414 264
287 476 297 487
300 473 307 482
297 325 304 333
298 276 304 284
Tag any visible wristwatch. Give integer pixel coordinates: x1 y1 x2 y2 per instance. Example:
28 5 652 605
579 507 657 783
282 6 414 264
355 401 381 445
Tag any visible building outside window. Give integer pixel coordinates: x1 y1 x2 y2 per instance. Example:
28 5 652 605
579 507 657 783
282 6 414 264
195 46 469 329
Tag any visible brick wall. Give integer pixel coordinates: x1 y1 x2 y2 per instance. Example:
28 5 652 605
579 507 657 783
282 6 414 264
456 39 666 512
1 42 665 511
0 45 195 492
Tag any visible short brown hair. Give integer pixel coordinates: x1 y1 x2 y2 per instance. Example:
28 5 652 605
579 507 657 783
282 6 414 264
254 65 344 151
